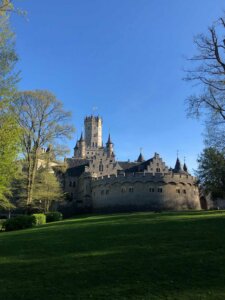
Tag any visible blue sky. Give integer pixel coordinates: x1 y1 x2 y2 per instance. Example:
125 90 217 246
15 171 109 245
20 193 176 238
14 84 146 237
11 0 225 172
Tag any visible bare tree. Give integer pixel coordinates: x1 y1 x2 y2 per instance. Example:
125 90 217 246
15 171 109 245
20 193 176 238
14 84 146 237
185 15 225 150
12 90 75 206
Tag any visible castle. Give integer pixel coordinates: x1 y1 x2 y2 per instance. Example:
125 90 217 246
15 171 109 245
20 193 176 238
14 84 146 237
63 115 200 212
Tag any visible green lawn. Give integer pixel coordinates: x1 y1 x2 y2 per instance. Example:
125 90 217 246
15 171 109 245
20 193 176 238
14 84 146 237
1 211 225 300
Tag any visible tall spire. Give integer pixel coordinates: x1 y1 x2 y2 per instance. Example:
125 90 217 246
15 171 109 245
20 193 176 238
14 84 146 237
183 157 188 172
79 132 84 142
106 134 112 145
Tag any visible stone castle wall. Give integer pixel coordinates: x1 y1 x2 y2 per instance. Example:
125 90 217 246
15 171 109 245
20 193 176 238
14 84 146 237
91 172 200 211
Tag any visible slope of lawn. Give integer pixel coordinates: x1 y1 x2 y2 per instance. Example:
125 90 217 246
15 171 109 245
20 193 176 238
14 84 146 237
1 211 225 300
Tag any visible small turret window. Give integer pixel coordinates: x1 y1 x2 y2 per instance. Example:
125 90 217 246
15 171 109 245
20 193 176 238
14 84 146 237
129 187 134 193
156 168 161 172
158 188 163 193
149 188 154 192
183 190 186 194
176 189 180 194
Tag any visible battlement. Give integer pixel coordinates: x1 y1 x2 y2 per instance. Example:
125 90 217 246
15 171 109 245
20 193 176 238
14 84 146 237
92 171 196 186
85 115 102 123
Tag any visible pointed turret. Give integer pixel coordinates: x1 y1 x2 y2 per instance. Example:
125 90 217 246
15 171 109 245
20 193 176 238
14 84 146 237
106 134 112 145
183 162 188 172
73 140 79 158
173 158 183 173
106 134 114 157
79 132 84 142
79 132 86 158
137 153 145 163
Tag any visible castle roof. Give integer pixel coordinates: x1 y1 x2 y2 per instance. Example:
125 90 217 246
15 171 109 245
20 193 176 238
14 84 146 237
118 161 139 170
173 158 183 173
67 163 88 177
79 133 84 142
183 162 188 172
106 134 112 145
137 153 145 163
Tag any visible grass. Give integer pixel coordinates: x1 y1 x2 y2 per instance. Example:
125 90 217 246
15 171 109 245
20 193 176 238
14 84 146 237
1 211 225 299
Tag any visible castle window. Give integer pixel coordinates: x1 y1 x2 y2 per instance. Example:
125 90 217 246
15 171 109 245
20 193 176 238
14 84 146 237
76 200 83 204
69 181 72 187
99 164 103 172
157 163 159 166
176 189 180 194
121 187 126 193
149 188 155 193
106 190 109 195
101 190 104 195
129 187 134 193
71 192 73 198
158 188 163 193
156 168 161 172
73 182 76 187
183 190 186 194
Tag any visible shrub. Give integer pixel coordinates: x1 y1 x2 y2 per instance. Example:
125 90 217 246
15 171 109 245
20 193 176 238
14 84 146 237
45 212 63 223
3 215 35 232
32 214 46 225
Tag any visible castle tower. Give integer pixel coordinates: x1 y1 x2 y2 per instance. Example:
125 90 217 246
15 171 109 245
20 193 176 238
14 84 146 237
106 134 114 157
79 133 86 159
84 116 102 148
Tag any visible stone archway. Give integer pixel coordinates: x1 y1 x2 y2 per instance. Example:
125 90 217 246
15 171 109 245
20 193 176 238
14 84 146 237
200 196 208 210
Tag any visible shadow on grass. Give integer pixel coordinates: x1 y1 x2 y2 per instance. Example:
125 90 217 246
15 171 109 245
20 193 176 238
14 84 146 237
0 211 225 299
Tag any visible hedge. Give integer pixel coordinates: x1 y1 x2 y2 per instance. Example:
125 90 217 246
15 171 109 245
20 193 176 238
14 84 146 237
32 214 46 225
45 212 63 223
3 215 35 232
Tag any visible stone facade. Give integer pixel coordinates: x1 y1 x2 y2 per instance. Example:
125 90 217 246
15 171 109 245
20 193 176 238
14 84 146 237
63 115 201 212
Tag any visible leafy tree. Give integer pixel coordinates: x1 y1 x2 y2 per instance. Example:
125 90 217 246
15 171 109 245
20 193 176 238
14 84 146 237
33 167 65 213
12 90 75 206
0 114 20 208
196 148 225 199
185 15 225 151
0 5 20 209
0 1 13 14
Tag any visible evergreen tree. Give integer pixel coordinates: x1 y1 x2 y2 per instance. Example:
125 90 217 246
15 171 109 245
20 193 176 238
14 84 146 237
196 148 225 199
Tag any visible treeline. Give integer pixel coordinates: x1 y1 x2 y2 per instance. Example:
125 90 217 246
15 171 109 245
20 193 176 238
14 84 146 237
0 1 74 213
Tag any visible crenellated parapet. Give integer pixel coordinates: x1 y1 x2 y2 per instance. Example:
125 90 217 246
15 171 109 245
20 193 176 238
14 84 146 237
92 171 197 187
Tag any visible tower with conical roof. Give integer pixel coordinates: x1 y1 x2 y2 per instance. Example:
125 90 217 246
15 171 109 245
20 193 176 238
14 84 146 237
137 152 145 163
106 134 114 157
173 157 183 173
